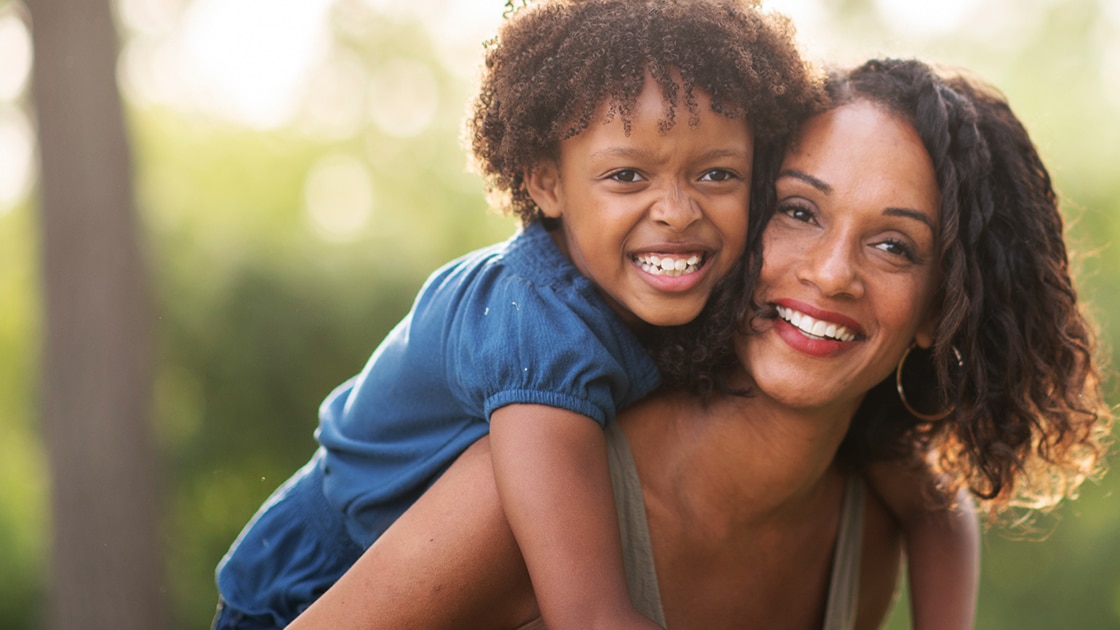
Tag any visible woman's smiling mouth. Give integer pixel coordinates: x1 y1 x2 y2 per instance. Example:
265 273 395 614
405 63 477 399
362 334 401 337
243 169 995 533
776 305 858 342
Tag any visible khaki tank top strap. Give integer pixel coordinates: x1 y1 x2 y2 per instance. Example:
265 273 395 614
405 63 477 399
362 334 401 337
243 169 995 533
605 421 668 628
823 475 866 630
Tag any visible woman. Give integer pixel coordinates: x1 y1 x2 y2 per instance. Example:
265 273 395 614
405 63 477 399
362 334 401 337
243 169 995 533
289 59 1110 629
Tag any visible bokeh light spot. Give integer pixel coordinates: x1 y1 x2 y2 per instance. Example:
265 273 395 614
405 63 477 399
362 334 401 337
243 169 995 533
179 0 332 128
873 0 977 36
303 153 374 241
368 58 439 138
0 106 35 211
0 10 32 102
298 50 368 140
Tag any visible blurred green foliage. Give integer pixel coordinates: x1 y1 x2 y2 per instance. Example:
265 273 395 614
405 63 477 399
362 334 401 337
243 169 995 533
0 197 44 630
1 1 1117 628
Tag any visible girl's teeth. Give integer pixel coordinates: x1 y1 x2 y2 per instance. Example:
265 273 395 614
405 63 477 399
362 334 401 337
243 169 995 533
775 306 856 342
637 254 702 277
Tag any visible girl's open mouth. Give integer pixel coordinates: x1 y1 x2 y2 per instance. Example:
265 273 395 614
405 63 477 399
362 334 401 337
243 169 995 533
633 253 704 277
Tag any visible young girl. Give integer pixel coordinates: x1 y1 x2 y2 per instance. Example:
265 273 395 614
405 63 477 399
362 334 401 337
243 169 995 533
213 1 820 628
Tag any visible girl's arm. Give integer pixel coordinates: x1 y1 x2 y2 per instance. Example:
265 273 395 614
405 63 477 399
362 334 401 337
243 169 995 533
864 460 980 630
490 404 661 630
289 438 539 629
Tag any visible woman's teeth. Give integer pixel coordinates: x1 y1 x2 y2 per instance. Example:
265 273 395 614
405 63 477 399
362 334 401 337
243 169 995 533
636 254 702 277
776 306 856 342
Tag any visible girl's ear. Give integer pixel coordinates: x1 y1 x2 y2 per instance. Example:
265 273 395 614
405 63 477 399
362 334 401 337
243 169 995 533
525 161 562 219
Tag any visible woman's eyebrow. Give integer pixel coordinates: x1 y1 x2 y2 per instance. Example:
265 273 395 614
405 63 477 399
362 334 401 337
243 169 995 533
777 169 831 194
780 169 936 231
884 207 936 233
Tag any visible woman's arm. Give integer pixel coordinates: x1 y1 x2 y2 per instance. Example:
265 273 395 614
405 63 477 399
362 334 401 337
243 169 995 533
289 439 539 630
864 460 980 630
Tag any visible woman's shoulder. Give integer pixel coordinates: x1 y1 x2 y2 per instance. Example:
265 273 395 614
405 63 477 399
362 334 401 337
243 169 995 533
855 476 904 629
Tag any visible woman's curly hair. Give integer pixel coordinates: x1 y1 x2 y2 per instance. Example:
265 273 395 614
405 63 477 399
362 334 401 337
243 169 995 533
837 59 1111 520
668 57 1112 521
466 0 822 224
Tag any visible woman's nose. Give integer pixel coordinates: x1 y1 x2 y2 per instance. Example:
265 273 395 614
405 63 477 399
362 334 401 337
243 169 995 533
798 233 864 299
649 185 701 231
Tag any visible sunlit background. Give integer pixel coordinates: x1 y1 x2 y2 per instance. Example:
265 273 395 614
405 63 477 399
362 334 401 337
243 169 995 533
1 0 1118 628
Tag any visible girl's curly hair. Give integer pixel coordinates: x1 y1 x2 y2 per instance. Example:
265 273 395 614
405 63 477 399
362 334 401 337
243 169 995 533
466 0 822 224
667 58 1112 521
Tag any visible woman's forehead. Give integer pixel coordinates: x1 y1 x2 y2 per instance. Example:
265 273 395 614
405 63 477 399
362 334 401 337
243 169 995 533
781 101 940 217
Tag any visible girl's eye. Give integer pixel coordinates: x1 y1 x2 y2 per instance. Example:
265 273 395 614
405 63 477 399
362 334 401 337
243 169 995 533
699 169 736 182
608 169 644 183
873 238 919 263
777 200 817 224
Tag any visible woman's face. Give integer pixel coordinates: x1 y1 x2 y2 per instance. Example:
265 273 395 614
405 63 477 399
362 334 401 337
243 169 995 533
738 100 942 415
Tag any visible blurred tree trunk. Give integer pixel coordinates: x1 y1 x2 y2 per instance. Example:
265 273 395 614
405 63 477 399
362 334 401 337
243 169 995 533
26 0 169 628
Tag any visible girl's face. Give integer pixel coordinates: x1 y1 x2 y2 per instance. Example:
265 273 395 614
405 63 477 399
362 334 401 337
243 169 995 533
526 76 753 328
738 100 942 416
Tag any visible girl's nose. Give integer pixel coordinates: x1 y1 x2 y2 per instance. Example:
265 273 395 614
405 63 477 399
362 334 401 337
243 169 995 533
649 186 701 231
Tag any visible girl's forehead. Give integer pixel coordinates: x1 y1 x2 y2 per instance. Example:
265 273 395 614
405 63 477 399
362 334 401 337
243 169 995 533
569 76 733 138
565 78 750 148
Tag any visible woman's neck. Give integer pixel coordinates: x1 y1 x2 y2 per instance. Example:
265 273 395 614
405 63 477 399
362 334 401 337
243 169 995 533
623 386 859 531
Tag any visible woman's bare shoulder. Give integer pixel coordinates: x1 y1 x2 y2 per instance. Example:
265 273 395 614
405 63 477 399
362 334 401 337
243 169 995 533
856 478 904 629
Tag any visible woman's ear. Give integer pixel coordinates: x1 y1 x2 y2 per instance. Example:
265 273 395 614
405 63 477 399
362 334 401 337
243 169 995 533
525 161 562 219
914 313 938 350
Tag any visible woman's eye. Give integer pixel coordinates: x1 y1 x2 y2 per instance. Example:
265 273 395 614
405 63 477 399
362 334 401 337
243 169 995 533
699 169 736 182
777 201 817 224
874 238 918 262
608 169 643 183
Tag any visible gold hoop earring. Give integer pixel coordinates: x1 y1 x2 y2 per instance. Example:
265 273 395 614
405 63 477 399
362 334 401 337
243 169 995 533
895 342 962 422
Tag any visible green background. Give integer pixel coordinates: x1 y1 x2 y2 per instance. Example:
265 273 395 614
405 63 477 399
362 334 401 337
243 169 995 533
0 0 1116 627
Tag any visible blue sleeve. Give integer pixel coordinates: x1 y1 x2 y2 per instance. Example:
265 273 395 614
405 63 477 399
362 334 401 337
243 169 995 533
444 269 661 427
314 227 661 546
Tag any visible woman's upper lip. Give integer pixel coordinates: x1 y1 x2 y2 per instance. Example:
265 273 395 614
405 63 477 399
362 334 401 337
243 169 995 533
773 298 864 335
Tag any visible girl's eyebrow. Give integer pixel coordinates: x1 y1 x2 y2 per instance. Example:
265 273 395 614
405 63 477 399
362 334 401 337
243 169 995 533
777 169 832 194
698 148 752 160
589 147 658 161
589 147 751 162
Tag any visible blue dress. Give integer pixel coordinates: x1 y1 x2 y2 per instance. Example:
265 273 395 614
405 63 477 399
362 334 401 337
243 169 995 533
214 222 661 627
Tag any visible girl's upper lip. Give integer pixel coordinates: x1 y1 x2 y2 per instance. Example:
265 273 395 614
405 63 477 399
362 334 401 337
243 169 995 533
773 298 864 335
632 240 712 256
